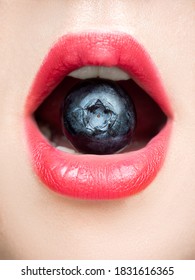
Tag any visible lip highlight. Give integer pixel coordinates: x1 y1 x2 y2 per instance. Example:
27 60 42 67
24 32 173 199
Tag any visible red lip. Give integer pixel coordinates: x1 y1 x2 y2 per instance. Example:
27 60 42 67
24 32 173 199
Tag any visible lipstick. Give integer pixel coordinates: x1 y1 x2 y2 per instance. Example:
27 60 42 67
24 32 173 199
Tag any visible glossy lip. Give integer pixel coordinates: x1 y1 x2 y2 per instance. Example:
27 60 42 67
24 32 173 199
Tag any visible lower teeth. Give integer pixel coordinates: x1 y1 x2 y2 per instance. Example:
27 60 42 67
56 146 78 154
40 125 78 154
39 124 147 154
39 125 52 140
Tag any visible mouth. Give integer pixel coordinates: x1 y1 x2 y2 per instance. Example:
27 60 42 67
24 32 173 199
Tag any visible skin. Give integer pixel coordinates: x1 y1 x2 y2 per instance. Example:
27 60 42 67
0 0 195 260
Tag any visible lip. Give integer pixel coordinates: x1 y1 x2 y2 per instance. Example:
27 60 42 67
24 32 173 199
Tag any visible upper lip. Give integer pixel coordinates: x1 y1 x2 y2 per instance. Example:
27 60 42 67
24 31 173 199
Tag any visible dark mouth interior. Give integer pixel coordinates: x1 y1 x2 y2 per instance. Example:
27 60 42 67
34 75 167 154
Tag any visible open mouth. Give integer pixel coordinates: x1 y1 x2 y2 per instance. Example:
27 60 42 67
24 32 173 199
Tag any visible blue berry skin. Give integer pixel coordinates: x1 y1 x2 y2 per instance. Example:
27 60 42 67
62 79 136 154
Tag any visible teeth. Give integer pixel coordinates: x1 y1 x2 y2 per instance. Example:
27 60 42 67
68 66 130 81
39 125 78 154
40 125 52 140
56 146 77 154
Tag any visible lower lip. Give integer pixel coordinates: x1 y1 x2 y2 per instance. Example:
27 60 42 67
24 32 173 200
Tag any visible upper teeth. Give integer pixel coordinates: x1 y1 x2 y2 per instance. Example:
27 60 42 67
68 66 130 81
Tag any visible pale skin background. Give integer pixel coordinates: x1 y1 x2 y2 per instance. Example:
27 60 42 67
0 0 195 259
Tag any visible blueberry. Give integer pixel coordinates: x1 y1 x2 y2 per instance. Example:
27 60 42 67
62 79 136 154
